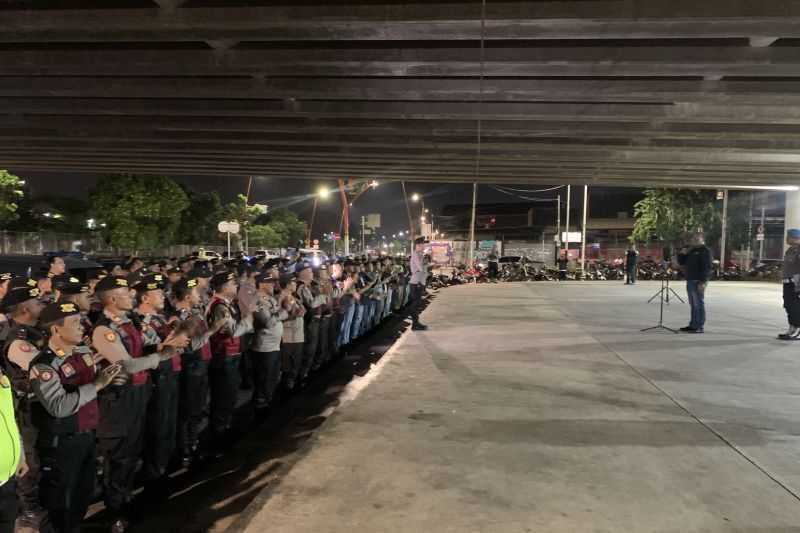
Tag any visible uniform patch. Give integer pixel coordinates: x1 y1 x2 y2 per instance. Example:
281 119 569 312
82 353 94 367
105 332 117 342
19 343 31 353
61 363 75 378
0 375 9 388
39 370 53 382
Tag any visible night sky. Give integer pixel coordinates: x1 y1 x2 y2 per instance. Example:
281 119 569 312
17 171 559 237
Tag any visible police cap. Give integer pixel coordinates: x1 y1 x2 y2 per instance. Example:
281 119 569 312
94 275 130 294
39 301 81 326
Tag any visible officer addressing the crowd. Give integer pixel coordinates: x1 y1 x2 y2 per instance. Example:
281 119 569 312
677 231 713 334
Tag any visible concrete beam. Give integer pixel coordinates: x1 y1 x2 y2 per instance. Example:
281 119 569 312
0 46 796 77
4 4 800 42
3 77 800 105
749 36 780 47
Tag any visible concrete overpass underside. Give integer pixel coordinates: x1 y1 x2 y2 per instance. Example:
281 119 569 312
3 1 800 188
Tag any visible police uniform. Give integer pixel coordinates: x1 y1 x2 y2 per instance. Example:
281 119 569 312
30 302 99 533
250 273 287 409
170 278 212 464
0 284 47 527
207 272 251 446
135 274 181 489
780 229 800 339
91 276 164 527
296 263 321 381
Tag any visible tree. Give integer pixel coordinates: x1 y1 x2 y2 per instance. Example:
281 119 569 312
177 189 224 244
255 208 306 248
0 169 25 228
89 174 190 252
631 189 720 246
247 224 284 248
222 193 268 249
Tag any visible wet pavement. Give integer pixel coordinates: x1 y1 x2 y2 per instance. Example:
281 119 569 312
234 281 800 533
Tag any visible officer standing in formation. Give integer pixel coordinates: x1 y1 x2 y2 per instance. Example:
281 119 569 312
1 283 46 530
30 302 120 533
0 247 422 532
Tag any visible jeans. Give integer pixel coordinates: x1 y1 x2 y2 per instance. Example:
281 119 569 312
686 280 707 329
350 303 364 341
337 303 355 348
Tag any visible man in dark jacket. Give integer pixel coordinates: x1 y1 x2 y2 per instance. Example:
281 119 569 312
677 232 713 333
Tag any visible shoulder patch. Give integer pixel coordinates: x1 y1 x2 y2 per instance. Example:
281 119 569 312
39 370 53 382
0 374 9 388
105 332 117 342
61 363 75 378
19 342 31 353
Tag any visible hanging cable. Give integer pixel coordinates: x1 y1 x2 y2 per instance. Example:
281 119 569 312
493 184 566 193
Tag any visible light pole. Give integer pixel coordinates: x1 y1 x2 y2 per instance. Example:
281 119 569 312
307 186 330 246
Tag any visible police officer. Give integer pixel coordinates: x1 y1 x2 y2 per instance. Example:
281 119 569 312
30 302 121 533
250 273 287 410
779 229 800 340
625 244 639 285
170 278 222 466
206 272 252 452
58 277 94 343
134 274 180 496
295 262 321 384
1 283 47 530
91 275 187 533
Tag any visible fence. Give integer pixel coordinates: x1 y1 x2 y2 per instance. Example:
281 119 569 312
0 231 231 259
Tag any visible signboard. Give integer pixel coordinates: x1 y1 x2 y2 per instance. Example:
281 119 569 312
428 241 453 265
217 221 240 234
756 233 765 241
561 231 582 243
716 190 725 200
478 240 499 251
365 214 381 229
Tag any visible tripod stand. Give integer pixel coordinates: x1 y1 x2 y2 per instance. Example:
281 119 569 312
641 276 684 333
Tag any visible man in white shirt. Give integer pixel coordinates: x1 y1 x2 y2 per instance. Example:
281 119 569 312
409 237 429 331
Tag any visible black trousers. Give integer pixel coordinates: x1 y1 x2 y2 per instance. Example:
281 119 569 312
16 403 43 516
143 367 179 481
38 432 96 533
281 343 303 385
301 317 320 378
408 283 424 325
784 282 800 327
178 357 209 456
626 266 637 283
250 350 281 405
316 316 331 368
97 383 150 516
0 478 16 533
209 355 241 436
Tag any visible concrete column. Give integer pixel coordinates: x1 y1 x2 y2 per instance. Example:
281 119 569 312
785 190 800 253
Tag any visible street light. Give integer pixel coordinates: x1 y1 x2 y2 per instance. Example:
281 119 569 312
369 180 379 188
308 186 331 245
420 216 426 222
411 193 420 202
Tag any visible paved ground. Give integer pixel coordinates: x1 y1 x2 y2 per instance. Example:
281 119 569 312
235 281 800 533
